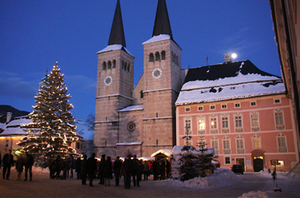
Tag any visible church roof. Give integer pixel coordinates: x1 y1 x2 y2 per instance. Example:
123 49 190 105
108 0 126 47
152 0 173 39
176 60 285 106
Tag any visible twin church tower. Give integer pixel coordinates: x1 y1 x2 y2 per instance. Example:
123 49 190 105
94 0 182 157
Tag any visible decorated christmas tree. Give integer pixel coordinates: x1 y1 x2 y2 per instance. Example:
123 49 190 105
18 63 78 165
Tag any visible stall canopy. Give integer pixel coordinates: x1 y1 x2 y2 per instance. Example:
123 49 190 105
151 149 172 157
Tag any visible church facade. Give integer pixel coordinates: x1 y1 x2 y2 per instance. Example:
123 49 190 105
94 0 180 158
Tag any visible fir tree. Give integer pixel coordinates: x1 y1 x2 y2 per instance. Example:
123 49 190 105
18 63 78 162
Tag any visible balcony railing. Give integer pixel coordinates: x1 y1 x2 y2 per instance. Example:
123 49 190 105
222 129 229 133
276 125 285 130
210 129 218 134
237 149 245 154
223 149 231 154
278 147 287 153
235 128 243 132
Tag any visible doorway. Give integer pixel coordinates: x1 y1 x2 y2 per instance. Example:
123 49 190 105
236 158 245 171
253 157 264 172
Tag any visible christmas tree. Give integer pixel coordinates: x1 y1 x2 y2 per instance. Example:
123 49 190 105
18 63 78 165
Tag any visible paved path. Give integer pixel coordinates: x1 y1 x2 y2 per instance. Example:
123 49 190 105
0 168 298 197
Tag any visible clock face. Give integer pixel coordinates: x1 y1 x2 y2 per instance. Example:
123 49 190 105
104 76 112 86
152 68 162 79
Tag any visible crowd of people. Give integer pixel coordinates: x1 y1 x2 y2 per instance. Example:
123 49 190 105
1 150 34 181
1 150 172 189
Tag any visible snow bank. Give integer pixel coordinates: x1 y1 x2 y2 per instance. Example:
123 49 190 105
163 168 237 189
238 191 268 198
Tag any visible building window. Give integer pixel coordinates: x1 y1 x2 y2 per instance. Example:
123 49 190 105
76 142 80 149
108 61 112 69
185 118 191 131
225 157 231 165
223 136 231 154
210 105 216 110
140 90 144 99
113 60 116 68
127 64 130 72
236 135 244 154
5 140 9 147
198 117 205 134
210 117 217 129
102 62 106 70
274 98 281 104
275 109 285 130
235 115 243 132
185 107 191 112
253 134 261 148
198 106 203 111
234 103 241 108
149 53 154 62
250 112 260 131
161 51 166 60
277 133 287 152
155 52 160 61
211 137 219 154
250 101 256 106
221 104 227 109
222 116 229 129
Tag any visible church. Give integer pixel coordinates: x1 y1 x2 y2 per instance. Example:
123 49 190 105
93 0 299 171
94 0 180 158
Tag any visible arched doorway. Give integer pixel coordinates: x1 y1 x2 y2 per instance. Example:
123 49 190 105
251 149 265 172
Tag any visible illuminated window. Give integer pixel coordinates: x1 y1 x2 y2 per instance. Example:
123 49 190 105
253 134 261 148
198 118 205 130
210 117 217 129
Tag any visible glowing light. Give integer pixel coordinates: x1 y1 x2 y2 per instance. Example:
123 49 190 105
231 53 237 59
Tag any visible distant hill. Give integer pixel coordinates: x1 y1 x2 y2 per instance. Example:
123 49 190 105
0 105 30 123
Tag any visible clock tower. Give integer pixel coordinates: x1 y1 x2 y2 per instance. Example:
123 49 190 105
94 0 134 157
142 0 182 155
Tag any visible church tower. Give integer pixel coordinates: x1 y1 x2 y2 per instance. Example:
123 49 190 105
94 0 134 157
142 0 182 156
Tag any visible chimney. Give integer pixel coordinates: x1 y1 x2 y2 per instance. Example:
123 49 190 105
224 54 231 63
6 112 12 124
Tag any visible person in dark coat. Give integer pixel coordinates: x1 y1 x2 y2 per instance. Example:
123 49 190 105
113 156 122 186
132 155 140 187
2 150 14 180
123 155 132 189
160 159 166 180
53 155 62 179
24 152 34 181
81 155 87 185
15 155 24 180
152 158 159 180
75 156 81 179
103 156 112 186
87 153 97 187
98 154 105 185
143 160 149 181
69 155 75 178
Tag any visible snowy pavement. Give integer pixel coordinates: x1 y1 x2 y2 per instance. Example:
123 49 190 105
0 168 299 197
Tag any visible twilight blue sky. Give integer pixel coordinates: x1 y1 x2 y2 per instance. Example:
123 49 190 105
0 0 281 124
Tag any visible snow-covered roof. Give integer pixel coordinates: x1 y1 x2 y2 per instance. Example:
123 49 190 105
119 104 144 112
176 61 285 106
151 149 172 157
142 34 170 44
0 127 28 136
6 116 31 128
97 44 133 56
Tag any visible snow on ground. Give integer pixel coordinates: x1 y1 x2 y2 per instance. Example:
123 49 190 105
162 168 238 189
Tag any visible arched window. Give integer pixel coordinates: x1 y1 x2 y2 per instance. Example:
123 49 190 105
122 60 125 70
108 61 112 69
127 64 130 72
113 60 116 68
155 52 160 61
140 90 144 98
124 62 127 71
149 53 154 62
161 51 166 60
102 62 106 70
